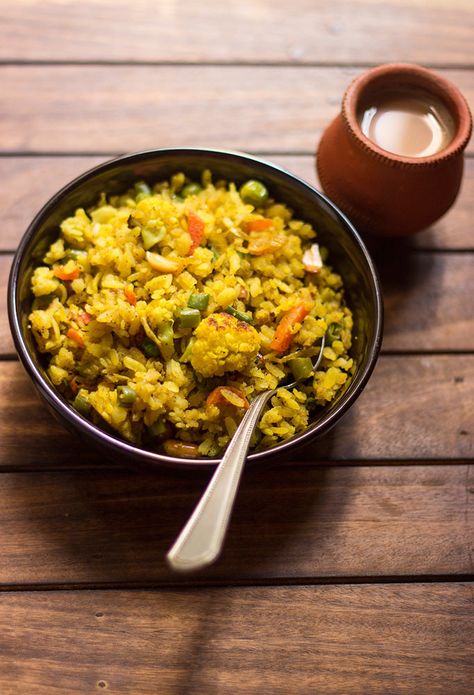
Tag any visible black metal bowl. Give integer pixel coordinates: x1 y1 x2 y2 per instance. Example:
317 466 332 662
8 148 383 468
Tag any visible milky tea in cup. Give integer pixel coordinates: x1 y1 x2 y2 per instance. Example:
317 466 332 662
357 87 456 158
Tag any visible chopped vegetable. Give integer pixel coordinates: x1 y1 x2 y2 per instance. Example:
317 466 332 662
207 386 250 410
66 249 87 262
239 179 269 206
302 243 324 273
246 218 274 232
188 293 209 311
54 265 80 281
247 232 286 256
178 307 201 328
142 337 160 358
148 418 168 438
181 182 202 198
73 393 91 416
270 303 311 353
78 312 91 325
288 356 314 381
180 336 196 363
146 250 181 273
225 306 253 324
135 181 151 199
66 328 85 348
157 322 175 361
187 212 205 255
124 287 137 305
141 226 166 250
69 376 79 395
327 322 343 345
163 439 200 458
117 385 136 406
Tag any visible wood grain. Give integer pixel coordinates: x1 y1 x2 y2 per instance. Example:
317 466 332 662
3 250 474 355
0 0 473 66
1 356 473 468
0 584 473 694
0 66 472 154
0 464 471 586
1 584 472 695
1 155 473 251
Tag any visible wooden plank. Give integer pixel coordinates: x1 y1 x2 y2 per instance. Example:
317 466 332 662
0 355 473 468
0 66 472 154
2 155 473 251
3 250 474 356
0 0 473 66
0 464 470 586
0 585 473 695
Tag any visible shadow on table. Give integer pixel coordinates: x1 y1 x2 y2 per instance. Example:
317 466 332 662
7 425 354 587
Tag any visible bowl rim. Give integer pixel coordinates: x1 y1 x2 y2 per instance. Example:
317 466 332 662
8 147 383 468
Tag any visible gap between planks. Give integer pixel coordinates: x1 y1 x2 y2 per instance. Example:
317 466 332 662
0 575 473 594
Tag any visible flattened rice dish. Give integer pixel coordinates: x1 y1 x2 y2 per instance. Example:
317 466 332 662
29 171 354 457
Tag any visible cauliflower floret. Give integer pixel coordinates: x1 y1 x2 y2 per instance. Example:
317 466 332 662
190 312 261 377
31 267 60 296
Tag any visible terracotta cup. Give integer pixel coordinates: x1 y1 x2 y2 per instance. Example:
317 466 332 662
316 63 472 236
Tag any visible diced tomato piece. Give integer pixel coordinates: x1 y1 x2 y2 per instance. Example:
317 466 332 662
78 312 91 325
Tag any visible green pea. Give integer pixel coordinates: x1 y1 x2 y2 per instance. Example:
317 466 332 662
178 308 201 328
117 385 136 406
225 306 253 324
73 393 91 417
187 293 210 311
327 322 343 345
181 182 202 198
142 337 160 358
239 179 269 206
288 357 314 381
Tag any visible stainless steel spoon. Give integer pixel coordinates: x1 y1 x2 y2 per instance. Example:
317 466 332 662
166 334 326 572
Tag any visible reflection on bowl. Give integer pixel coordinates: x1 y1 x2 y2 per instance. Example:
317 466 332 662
8 148 383 468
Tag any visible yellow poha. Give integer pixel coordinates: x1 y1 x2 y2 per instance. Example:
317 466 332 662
29 171 354 457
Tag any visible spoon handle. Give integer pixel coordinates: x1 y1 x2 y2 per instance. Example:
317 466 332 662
166 390 274 572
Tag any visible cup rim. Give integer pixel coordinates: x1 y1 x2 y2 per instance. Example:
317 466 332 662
342 62 473 167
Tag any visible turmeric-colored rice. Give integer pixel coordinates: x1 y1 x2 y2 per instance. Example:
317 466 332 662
29 170 354 457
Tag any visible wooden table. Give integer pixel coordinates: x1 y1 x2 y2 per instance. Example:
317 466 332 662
0 2 473 693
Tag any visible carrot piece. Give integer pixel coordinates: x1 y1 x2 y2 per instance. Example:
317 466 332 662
54 265 80 281
69 376 80 395
187 212 205 255
246 218 274 232
163 439 200 458
66 328 85 348
270 303 311 353
206 386 250 409
124 287 137 305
